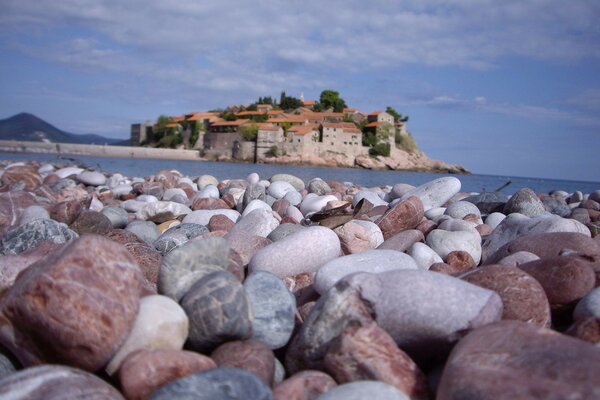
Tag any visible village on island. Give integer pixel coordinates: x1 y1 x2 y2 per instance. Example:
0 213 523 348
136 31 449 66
130 90 468 174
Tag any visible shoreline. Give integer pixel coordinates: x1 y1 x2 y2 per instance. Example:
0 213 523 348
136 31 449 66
0 140 469 175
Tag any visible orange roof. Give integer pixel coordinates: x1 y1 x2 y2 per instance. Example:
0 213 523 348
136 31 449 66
165 123 180 128
322 122 362 133
302 100 316 106
269 116 307 124
365 121 380 128
343 108 358 113
170 115 186 122
256 123 281 132
186 112 219 121
210 119 250 127
267 110 285 116
289 125 318 136
236 111 267 116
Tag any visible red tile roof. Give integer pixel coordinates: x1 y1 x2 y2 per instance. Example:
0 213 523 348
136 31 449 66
365 121 380 128
302 100 316 106
236 111 267 117
210 119 250 127
289 125 318 136
368 111 381 116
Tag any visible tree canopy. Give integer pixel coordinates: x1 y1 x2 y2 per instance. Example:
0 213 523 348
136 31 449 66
279 91 303 110
385 106 409 122
319 90 346 112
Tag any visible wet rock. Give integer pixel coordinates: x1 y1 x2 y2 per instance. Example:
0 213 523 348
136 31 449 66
460 264 551 328
324 322 428 399
0 365 124 399
249 226 341 278
314 249 418 294
437 321 600 400
0 218 78 255
181 271 252 353
119 349 216 400
158 237 230 301
244 272 296 349
273 370 337 400
0 235 143 371
211 340 275 386
70 210 113 235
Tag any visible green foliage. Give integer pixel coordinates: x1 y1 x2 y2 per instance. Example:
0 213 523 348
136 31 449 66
249 114 268 122
312 103 323 112
240 124 259 141
158 133 182 148
395 132 419 153
369 142 390 157
279 91 304 110
362 131 377 147
246 104 258 111
265 145 279 157
190 121 203 147
280 122 292 134
257 96 275 105
153 115 173 138
319 90 346 112
343 114 355 123
386 106 409 122
221 111 237 121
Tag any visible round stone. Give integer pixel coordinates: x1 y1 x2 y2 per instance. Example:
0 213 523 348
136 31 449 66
314 250 419 294
0 218 78 256
400 177 461 212
308 179 332 195
377 229 424 252
211 340 275 386
334 220 381 254
181 271 253 353
106 295 188 375
503 188 546 217
426 229 482 265
77 170 106 186
300 195 339 215
273 370 337 400
244 272 296 349
485 212 506 230
150 367 272 400
158 237 230 301
267 223 305 242
271 173 305 191
153 223 209 254
183 209 241 226
119 349 216 400
408 242 443 270
249 226 341 278
196 175 219 190
163 188 188 202
126 220 160 244
242 199 272 216
101 206 129 228
315 381 410 400
0 235 143 371
70 210 113 235
574 287 600 320
0 191 37 235
376 196 424 240
0 365 124 399
444 201 481 220
268 180 297 199
136 201 192 223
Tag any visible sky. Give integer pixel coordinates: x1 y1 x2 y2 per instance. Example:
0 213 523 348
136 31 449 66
1 1 599 182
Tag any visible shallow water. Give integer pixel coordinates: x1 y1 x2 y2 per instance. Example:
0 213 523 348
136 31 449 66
1 152 598 195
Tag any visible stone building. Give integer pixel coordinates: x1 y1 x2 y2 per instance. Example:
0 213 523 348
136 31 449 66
130 121 153 145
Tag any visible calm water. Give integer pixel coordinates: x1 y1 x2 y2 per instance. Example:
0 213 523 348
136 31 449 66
2 152 599 195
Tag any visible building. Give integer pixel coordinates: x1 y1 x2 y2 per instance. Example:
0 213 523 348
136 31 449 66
130 121 153 145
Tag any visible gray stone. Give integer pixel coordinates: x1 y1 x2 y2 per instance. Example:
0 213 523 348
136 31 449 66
283 190 302 206
181 272 253 353
463 192 508 215
183 209 240 226
158 237 230 301
242 183 266 210
267 223 305 242
77 170 106 186
352 190 388 208
150 367 272 400
229 208 279 238
163 188 188 202
377 229 424 252
484 212 506 230
503 188 546 217
400 177 461 211
244 271 296 349
18 205 49 225
0 218 78 255
574 287 600 321
268 180 297 199
481 214 591 263
426 229 482 264
315 381 410 400
154 223 209 254
126 220 160 244
314 250 419 294
300 195 339 215
444 201 481 220
101 205 129 228
542 196 571 217
122 199 146 213
136 201 192 223
0 365 124 399
0 348 17 379
389 183 416 200
249 226 341 278
271 173 305 191
242 199 272 216
308 179 332 195
408 242 443 270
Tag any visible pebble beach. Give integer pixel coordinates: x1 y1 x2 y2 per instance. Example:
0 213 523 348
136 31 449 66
0 159 599 399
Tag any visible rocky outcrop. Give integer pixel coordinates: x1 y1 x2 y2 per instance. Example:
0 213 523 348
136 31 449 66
355 147 469 174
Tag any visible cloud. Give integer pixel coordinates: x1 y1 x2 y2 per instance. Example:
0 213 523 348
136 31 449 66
567 89 600 112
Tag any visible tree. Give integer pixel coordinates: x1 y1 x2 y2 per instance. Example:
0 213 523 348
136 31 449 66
385 106 409 122
240 124 258 141
221 111 237 121
319 90 346 112
279 91 303 110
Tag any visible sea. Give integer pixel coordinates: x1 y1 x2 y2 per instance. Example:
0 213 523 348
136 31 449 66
1 152 599 195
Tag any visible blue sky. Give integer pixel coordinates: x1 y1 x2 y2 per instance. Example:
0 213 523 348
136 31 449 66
1 1 599 181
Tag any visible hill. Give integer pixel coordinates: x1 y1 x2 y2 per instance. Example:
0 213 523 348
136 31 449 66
0 113 124 145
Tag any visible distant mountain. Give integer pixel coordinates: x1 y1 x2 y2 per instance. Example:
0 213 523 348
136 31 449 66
0 113 126 145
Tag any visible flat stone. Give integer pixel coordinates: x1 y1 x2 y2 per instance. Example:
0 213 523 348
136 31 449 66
342 270 502 364
249 226 341 278
314 249 419 294
106 295 189 375
183 209 240 226
437 320 600 400
158 237 230 301
77 170 106 186
460 264 551 328
408 242 443 270
150 367 273 400
481 215 591 263
503 188 546 217
376 196 424 240
315 381 410 400
126 220 160 244
136 201 192 223
70 210 113 235
244 272 296 349
181 271 252 353
0 218 78 255
0 365 124 399
426 229 482 265
153 223 209 254
400 177 461 212
211 340 275 386
0 235 143 371
101 205 129 228
324 322 427 399
271 173 305 191
273 370 337 400
120 349 216 400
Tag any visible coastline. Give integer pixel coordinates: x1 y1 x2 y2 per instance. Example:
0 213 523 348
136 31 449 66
0 140 469 175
